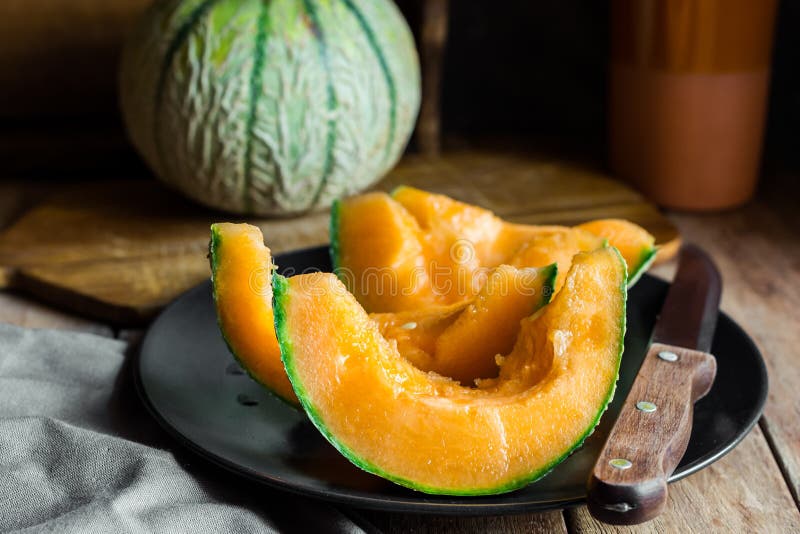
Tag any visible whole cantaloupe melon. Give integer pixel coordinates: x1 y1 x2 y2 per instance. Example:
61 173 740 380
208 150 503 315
120 0 420 215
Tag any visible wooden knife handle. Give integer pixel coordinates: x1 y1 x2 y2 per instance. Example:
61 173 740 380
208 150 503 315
587 342 717 525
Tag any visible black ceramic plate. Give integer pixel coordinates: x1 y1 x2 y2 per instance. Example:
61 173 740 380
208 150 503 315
135 245 768 515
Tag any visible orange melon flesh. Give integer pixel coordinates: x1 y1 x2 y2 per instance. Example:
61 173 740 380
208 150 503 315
274 247 626 495
576 219 656 284
209 223 298 405
331 192 433 313
385 186 502 307
394 186 655 285
211 221 441 404
391 185 505 266
332 187 655 313
432 263 556 384
371 303 467 372
507 228 605 292
372 263 557 383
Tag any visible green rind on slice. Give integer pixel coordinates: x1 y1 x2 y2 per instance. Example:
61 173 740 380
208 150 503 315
273 273 390 472
480 248 627 494
627 246 657 287
209 224 297 408
274 273 383 481
208 225 257 386
539 262 558 307
208 223 223 273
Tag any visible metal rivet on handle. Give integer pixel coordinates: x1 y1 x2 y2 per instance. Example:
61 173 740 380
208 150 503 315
609 458 632 470
658 350 679 362
603 502 634 513
636 401 657 412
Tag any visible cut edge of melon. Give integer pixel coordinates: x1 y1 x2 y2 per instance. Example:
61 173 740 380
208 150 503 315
273 272 427 491
505 246 627 493
429 262 558 385
275 272 484 495
273 272 411 487
513 245 628 490
209 224 299 407
471 246 628 494
575 219 656 287
209 226 264 395
628 246 657 287
273 246 627 495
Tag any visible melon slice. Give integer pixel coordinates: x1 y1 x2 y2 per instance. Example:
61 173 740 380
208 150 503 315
331 187 655 313
274 246 626 495
209 223 298 405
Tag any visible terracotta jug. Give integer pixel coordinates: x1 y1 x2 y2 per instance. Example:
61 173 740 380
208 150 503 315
609 0 779 210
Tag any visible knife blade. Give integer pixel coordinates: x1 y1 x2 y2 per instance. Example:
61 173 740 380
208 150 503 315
587 244 720 525
652 243 721 353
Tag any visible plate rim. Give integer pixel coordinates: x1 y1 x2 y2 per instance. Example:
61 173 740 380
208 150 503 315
134 245 769 515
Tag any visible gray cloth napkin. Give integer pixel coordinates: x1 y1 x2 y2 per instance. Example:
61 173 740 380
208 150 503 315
0 324 375 533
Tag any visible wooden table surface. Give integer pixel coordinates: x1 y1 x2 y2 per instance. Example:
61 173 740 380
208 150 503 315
1 171 798 533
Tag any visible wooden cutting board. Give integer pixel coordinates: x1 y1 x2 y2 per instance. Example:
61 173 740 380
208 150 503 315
0 150 680 324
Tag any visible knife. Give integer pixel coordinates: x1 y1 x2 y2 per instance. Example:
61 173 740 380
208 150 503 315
587 243 720 525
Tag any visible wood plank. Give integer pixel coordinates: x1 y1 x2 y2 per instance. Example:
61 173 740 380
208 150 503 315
0 180 330 323
565 427 800 532
0 180 57 231
364 510 567 534
13 252 216 324
0 183 116 333
0 290 112 336
650 197 800 507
